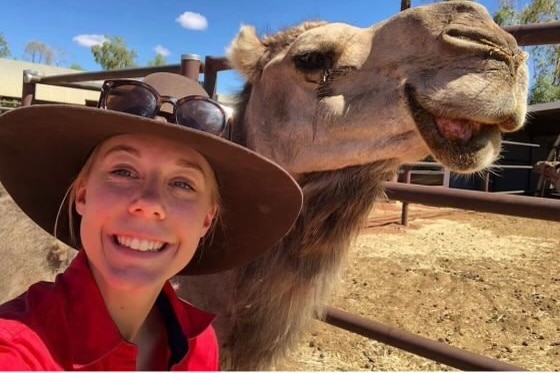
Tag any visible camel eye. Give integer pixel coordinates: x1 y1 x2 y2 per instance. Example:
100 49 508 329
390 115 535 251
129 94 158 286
293 51 334 72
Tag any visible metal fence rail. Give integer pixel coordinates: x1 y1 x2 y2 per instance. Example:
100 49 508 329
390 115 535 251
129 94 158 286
383 181 560 222
324 307 523 371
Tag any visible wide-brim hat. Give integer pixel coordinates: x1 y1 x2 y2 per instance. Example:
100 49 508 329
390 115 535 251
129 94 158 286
0 73 303 275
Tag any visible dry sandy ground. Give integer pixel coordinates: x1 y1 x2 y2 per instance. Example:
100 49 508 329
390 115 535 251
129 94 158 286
278 202 560 371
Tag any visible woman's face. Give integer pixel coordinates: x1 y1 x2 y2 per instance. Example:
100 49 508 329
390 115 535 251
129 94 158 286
75 133 218 291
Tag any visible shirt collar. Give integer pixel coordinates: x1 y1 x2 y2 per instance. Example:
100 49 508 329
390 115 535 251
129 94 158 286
59 250 215 368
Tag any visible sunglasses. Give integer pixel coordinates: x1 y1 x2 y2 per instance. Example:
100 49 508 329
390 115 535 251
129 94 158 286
98 79 232 138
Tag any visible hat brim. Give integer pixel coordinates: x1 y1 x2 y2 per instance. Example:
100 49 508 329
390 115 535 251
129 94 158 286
0 105 302 275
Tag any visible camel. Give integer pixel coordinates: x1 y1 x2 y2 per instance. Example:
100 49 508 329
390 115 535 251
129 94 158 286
175 1 529 369
0 1 528 370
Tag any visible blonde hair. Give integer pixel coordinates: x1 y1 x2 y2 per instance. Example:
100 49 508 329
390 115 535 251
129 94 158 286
65 145 102 247
58 141 222 249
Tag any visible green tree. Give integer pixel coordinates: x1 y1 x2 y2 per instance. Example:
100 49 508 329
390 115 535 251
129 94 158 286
494 0 560 104
69 63 84 70
91 36 137 70
147 53 167 66
0 32 10 58
494 0 517 24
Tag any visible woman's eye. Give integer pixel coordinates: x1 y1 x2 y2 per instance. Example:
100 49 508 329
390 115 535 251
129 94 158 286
172 180 194 191
111 168 134 178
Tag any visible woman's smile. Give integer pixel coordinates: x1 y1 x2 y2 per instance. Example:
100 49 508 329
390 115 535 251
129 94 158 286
115 235 167 252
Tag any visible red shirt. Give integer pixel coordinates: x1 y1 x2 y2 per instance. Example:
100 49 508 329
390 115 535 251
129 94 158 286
0 251 219 371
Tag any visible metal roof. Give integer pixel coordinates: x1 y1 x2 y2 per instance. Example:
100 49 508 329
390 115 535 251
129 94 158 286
0 58 101 105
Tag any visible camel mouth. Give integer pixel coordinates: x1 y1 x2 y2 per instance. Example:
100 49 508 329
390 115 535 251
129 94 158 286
405 84 501 173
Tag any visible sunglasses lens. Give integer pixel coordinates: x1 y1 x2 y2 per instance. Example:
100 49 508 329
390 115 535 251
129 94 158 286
105 84 157 117
176 100 225 135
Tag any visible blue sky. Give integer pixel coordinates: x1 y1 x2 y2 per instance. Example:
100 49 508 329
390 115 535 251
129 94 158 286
1 0 528 95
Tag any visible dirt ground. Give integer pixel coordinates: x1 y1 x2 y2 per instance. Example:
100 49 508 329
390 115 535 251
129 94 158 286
278 202 560 371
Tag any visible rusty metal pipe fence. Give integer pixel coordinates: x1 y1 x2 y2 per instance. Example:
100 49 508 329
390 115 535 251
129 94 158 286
324 178 560 371
324 307 523 371
384 181 560 222
14 19 560 372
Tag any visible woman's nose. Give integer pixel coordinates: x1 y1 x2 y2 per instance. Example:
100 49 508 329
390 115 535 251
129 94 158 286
128 183 166 220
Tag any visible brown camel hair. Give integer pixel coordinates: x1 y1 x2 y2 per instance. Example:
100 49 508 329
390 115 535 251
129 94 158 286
0 1 528 370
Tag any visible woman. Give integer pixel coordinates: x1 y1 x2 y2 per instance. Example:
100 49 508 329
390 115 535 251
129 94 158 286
0 72 303 370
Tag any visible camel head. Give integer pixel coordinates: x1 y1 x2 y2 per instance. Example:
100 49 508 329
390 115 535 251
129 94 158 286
228 1 529 175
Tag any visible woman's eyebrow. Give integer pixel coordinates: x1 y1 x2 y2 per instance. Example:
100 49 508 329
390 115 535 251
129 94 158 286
100 144 207 178
176 159 206 177
101 144 141 159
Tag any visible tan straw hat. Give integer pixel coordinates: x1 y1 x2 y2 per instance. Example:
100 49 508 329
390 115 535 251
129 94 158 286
0 73 303 275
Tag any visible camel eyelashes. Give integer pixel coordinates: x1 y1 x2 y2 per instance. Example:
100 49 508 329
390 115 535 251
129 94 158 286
293 51 335 72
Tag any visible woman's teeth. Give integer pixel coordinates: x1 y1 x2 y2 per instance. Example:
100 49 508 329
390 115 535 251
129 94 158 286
116 236 165 252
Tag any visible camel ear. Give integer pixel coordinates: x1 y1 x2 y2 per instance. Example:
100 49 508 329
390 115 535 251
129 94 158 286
227 25 266 83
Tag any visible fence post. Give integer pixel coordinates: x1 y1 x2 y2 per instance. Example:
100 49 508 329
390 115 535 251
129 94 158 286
401 166 412 226
21 69 38 107
180 54 201 81
443 168 451 188
483 171 491 192
202 56 219 99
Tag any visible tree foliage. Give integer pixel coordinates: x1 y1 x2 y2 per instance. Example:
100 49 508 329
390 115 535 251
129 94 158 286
69 63 84 71
147 53 167 67
91 36 137 70
493 0 517 25
494 0 560 104
0 32 10 58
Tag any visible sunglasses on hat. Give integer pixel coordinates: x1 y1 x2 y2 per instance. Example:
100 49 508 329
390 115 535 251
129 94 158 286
98 79 232 139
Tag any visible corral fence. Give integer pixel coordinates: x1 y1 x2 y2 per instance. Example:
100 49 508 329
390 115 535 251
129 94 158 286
13 12 560 372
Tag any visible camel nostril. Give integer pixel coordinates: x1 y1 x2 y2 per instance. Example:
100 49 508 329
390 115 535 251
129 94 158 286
444 26 501 47
443 27 512 57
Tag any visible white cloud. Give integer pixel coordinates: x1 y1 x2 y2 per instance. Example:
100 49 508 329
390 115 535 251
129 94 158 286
154 45 170 57
176 12 208 30
72 34 107 47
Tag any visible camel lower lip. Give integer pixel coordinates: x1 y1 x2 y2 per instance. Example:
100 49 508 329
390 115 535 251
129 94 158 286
434 117 483 144
405 84 495 156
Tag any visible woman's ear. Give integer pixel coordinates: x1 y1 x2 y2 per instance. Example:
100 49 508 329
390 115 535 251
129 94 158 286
200 205 219 238
74 179 87 216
